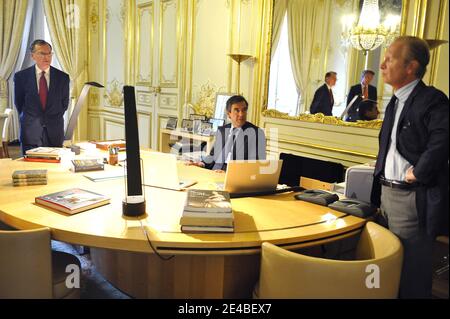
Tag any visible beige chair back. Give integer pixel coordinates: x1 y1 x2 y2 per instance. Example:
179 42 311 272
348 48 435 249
0 227 53 298
2 108 12 142
258 222 403 298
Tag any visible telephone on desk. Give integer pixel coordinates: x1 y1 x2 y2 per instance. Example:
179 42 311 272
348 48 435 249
294 189 339 206
328 198 377 218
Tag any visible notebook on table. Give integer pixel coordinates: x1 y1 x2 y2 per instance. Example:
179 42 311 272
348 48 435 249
142 152 196 191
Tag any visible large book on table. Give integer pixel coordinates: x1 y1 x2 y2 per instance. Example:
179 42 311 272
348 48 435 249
181 189 234 229
91 140 126 151
35 188 110 215
184 189 231 213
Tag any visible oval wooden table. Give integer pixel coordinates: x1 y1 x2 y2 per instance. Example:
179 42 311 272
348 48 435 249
0 153 366 298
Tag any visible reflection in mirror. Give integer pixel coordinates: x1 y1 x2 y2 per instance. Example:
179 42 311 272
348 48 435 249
266 0 402 120
214 92 235 124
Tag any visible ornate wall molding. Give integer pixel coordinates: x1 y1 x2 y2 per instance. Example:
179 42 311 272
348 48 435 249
262 109 383 129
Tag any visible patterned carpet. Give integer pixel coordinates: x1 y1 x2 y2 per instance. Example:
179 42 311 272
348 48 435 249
51 241 131 299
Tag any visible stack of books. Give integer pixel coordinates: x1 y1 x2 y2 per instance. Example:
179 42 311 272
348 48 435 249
71 159 104 172
24 147 64 163
12 169 48 187
180 189 234 233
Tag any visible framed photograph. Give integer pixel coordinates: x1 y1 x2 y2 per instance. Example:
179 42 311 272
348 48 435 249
192 119 202 134
208 118 225 133
214 92 236 124
199 121 213 136
189 114 207 121
181 119 193 132
165 117 178 130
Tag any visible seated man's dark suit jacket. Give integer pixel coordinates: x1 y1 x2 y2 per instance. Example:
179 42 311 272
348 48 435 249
202 122 266 170
310 84 333 116
346 84 377 118
14 65 70 148
371 81 449 238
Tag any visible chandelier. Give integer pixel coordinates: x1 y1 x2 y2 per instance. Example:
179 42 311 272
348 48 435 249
341 0 400 54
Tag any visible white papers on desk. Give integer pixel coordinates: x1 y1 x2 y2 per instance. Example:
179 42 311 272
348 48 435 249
83 169 126 182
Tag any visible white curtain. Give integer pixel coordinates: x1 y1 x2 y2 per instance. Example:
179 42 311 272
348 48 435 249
287 0 326 113
6 0 34 142
0 0 28 111
271 0 287 59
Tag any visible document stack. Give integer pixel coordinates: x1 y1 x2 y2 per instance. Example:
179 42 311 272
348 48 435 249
180 189 234 233
24 147 64 163
12 169 48 187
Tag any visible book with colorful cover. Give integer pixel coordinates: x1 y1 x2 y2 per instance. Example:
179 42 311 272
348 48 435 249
72 159 104 172
23 156 61 163
184 189 232 213
12 169 47 179
35 188 110 215
25 147 64 158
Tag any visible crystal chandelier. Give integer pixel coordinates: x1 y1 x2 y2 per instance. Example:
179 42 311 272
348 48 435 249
341 0 400 55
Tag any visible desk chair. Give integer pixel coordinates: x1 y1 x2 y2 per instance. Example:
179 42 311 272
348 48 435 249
0 227 81 298
1 108 12 158
256 222 403 298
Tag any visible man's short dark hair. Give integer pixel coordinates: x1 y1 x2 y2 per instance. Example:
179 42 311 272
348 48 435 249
395 36 430 79
325 71 337 81
361 69 375 79
30 39 52 53
358 99 378 120
226 95 248 112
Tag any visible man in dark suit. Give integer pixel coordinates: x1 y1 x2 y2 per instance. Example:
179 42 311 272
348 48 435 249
14 39 70 154
345 70 377 120
346 99 379 122
371 36 449 298
187 95 266 171
309 71 337 116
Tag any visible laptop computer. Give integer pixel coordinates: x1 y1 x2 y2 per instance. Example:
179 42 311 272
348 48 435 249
221 160 283 194
142 152 196 190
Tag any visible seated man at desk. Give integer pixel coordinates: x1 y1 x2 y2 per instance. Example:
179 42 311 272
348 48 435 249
310 71 337 116
346 99 379 122
346 70 377 120
186 95 266 171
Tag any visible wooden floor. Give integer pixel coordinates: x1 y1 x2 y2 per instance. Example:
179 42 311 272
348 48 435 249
3 141 448 299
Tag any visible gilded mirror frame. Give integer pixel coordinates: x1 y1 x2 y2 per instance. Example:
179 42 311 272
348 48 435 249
260 0 409 130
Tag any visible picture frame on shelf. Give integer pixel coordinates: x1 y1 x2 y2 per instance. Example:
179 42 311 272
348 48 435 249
165 117 178 130
181 119 194 132
193 119 202 134
199 121 213 136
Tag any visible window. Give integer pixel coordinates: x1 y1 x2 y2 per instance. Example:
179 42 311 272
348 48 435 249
267 14 299 116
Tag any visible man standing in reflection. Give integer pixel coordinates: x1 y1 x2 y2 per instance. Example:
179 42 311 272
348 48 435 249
186 95 266 171
14 39 70 154
371 36 449 298
309 71 337 116
346 70 377 120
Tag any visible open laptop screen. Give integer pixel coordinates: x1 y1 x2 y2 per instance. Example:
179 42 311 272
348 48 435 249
224 160 283 194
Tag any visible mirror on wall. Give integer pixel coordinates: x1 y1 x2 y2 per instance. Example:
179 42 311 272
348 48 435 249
265 0 403 122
